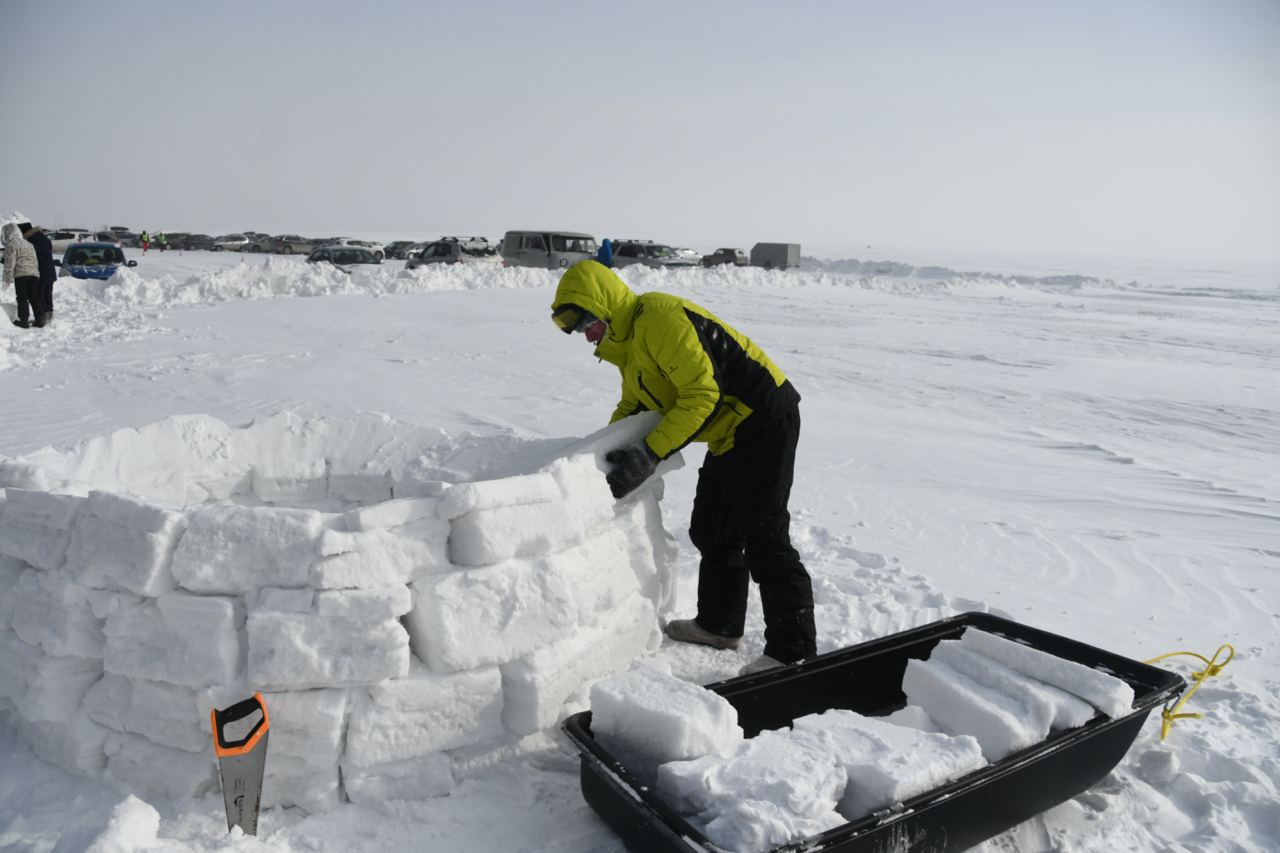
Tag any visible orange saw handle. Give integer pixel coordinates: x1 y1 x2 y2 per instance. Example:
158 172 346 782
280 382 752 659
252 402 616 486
211 692 270 758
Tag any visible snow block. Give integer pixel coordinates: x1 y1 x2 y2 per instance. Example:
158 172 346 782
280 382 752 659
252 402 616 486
591 660 744 779
656 727 846 820
14 711 109 776
901 658 1039 762
9 568 113 658
64 491 186 596
263 754 342 812
0 489 83 570
959 627 1135 719
170 505 323 593
792 709 987 820
883 704 940 733
930 640 1095 731
1 487 82 528
247 610 409 690
236 412 332 503
447 492 615 566
82 673 206 753
343 497 441 532
560 527 651 619
328 471 393 505
697 798 846 853
1 630 103 722
927 641 1055 740
104 731 218 800
311 527 448 588
406 552 578 674
344 662 504 768
103 593 244 688
315 586 412 622
614 492 678 617
436 471 562 520
500 595 658 736
342 753 455 804
254 586 315 613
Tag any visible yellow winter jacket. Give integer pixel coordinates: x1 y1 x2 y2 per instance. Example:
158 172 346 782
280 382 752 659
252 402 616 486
552 260 800 459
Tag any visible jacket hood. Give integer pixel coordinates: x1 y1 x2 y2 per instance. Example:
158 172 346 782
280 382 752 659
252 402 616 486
552 261 641 365
551 260 637 323
1 223 22 245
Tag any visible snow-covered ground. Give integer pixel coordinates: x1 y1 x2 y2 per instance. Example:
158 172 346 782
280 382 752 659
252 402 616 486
1 248 1277 852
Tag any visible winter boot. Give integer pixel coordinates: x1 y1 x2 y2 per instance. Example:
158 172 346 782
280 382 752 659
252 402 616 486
739 654 785 676
12 319 29 328
663 618 742 650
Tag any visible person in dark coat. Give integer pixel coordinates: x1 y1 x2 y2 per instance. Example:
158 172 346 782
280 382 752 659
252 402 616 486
19 223 57 325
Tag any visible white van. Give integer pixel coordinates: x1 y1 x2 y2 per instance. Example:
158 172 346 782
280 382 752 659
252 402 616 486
500 230 597 269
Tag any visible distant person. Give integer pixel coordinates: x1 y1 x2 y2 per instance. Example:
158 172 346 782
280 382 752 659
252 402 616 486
140 230 150 254
3 222 46 328
18 222 57 325
156 232 167 252
596 237 613 268
550 260 816 674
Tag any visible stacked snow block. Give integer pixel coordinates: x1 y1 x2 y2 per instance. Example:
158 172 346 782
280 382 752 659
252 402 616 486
0 410 679 811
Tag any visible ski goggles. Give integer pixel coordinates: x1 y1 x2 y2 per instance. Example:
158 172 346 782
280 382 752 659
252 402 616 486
551 303 597 334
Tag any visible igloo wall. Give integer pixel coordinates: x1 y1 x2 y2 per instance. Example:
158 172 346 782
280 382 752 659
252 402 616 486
0 411 680 810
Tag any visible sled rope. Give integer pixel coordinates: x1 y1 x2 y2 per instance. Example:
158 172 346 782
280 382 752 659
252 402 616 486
1143 644 1234 740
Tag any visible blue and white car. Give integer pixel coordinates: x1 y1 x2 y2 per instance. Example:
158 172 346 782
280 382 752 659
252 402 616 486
58 241 138 280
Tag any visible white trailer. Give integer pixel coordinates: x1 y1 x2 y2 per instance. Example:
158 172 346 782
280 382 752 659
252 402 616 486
750 242 801 270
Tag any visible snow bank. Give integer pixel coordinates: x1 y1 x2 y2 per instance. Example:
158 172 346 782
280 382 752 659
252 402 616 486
0 408 681 809
61 257 560 310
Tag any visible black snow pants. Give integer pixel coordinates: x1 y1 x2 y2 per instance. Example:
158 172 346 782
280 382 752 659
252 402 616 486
14 276 45 325
688 405 817 663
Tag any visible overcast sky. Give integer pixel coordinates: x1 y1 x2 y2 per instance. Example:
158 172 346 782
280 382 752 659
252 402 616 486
2 0 1277 261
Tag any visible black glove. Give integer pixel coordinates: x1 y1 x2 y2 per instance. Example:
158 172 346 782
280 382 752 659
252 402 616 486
605 443 659 499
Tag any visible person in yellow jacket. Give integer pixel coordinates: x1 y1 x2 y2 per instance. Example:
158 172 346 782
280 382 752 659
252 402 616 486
551 260 816 673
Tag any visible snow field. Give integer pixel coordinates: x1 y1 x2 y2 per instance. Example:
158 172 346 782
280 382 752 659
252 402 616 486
1 248 1275 851
0 408 682 811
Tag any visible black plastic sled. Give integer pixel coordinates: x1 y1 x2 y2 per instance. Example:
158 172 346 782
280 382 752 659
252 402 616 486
562 611 1185 853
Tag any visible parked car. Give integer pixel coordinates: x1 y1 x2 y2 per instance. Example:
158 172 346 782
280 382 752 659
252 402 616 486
440 236 496 255
326 237 386 260
305 245 381 271
405 240 503 269
211 234 250 252
58 242 138 279
178 234 217 251
500 230 596 269
241 232 273 252
612 240 699 269
382 240 420 260
267 234 324 255
92 231 122 245
701 248 749 267
49 229 95 252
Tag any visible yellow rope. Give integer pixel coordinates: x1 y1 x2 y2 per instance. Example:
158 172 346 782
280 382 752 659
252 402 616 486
1142 644 1235 740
